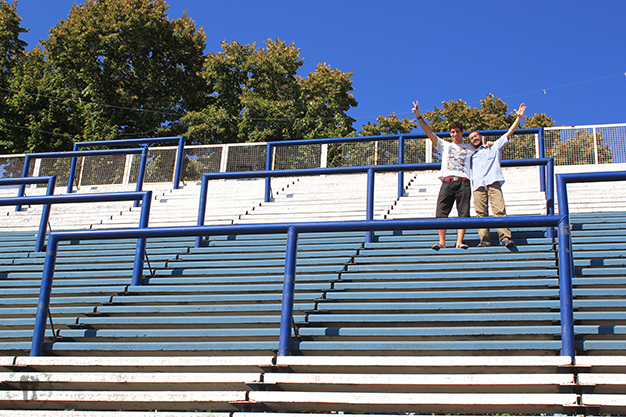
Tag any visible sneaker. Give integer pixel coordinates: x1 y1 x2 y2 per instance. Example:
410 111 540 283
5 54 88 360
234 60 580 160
501 239 515 248
477 242 490 247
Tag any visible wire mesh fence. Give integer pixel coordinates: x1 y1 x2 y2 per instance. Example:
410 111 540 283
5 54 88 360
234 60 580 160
1 123 624 186
273 143 322 170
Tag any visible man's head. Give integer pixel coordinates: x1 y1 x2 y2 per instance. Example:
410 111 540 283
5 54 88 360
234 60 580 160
449 121 464 144
469 130 483 148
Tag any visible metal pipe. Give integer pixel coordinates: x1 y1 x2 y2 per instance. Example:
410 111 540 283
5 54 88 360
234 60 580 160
546 158 555 239
195 175 209 248
131 191 152 286
30 234 59 356
173 136 185 190
20 148 145 206
557 215 574 358
265 143 273 203
67 143 79 194
278 226 298 356
133 146 149 207
29 214 568 357
365 168 375 243
398 136 405 199
538 128 546 192
0 191 151 252
16 154 31 211
35 176 57 252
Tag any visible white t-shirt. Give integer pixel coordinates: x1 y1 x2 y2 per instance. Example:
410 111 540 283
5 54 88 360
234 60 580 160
435 138 475 180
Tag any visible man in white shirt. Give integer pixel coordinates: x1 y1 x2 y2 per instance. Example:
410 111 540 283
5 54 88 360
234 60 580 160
469 103 526 247
412 100 475 249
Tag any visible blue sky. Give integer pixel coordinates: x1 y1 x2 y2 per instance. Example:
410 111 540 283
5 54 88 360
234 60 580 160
15 0 626 133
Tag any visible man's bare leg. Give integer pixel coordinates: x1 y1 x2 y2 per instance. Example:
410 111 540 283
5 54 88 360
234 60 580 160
437 229 446 247
455 229 466 248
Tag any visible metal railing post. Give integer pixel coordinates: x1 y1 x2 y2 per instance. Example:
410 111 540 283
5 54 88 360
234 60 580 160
546 158 555 239
30 234 59 356
265 143 272 203
34 176 57 252
557 215 575 358
538 128 546 192
173 136 185 189
195 176 209 248
133 146 149 208
16 154 30 212
366 168 375 243
398 136 405 199
131 191 152 286
67 144 79 194
278 226 298 356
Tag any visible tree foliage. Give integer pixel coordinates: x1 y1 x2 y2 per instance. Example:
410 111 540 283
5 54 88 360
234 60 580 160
423 94 556 133
0 0 28 151
359 112 417 136
2 47 76 152
183 39 357 144
7 0 207 150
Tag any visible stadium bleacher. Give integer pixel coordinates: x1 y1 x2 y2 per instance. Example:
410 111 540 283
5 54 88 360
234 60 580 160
1 158 626 415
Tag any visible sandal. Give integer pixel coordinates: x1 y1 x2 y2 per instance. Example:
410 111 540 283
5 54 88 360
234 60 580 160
431 243 445 250
456 243 469 249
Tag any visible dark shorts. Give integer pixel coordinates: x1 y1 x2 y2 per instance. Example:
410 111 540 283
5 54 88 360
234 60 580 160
435 179 471 218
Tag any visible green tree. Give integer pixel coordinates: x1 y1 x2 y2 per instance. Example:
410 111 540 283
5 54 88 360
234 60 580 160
42 0 207 141
423 94 555 133
183 38 357 144
359 112 417 136
0 0 28 151
2 46 76 153
550 130 613 165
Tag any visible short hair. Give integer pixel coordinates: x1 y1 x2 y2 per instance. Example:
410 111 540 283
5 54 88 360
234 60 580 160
449 121 464 132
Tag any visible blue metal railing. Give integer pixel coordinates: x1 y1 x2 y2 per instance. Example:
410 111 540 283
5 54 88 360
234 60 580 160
265 129 545 201
0 176 57 252
69 136 186 193
18 148 148 210
556 170 626 217
556 170 626 278
0 191 151 253
29 215 573 357
197 158 555 246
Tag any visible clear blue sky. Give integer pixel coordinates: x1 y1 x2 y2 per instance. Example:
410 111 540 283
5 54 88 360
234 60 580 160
15 0 626 133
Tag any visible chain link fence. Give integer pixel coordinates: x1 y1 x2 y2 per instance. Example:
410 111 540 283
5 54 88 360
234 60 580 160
1 123 624 186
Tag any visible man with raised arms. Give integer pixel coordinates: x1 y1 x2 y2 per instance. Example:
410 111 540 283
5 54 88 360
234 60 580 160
412 100 475 249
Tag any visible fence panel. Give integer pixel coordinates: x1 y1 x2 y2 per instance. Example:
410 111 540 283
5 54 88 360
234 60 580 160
545 124 625 165
273 144 322 170
77 154 127 186
225 143 266 172
129 148 179 184
180 145 223 182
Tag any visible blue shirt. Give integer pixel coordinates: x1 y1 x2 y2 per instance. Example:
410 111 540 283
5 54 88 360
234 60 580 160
471 133 509 192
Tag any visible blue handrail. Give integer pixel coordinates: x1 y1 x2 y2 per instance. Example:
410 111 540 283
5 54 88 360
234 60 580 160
70 136 186 193
556 170 626 279
0 176 57 251
265 129 545 199
197 159 555 245
18 148 147 211
29 214 574 358
0 191 151 253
